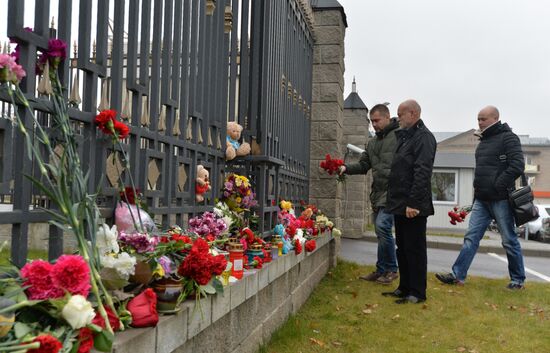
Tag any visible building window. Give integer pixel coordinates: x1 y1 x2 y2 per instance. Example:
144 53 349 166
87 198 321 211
431 170 458 204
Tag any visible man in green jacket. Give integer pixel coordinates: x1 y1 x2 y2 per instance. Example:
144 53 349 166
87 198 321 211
339 104 399 284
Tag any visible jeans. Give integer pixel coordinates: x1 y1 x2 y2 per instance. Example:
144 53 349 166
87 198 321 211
452 199 526 284
395 215 428 300
374 208 398 274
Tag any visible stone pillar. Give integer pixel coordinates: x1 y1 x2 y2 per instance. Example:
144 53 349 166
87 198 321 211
341 80 372 238
309 2 347 250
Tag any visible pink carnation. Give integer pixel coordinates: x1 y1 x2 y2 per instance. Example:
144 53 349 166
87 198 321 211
51 255 91 297
20 260 63 300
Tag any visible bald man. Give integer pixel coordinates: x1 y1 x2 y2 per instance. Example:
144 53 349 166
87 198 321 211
382 100 436 304
436 106 526 289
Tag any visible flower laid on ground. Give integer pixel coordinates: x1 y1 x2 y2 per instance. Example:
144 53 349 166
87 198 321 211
305 239 317 253
294 239 303 255
118 231 159 254
27 334 63 353
320 154 346 182
20 255 90 300
127 288 159 328
448 205 472 225
178 238 227 286
61 295 96 329
188 211 228 239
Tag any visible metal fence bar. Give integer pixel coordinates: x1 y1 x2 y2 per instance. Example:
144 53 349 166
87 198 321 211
0 0 314 263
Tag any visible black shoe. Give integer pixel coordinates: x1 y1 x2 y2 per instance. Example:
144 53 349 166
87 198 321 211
381 289 407 298
506 283 525 290
395 295 426 304
435 273 463 285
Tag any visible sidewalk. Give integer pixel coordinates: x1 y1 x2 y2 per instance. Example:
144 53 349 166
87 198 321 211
359 230 550 258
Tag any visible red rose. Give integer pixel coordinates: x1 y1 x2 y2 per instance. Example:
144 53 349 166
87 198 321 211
20 260 63 299
51 255 91 297
27 334 62 353
92 307 121 332
113 120 130 139
127 288 159 327
294 240 303 255
76 328 94 353
305 239 316 253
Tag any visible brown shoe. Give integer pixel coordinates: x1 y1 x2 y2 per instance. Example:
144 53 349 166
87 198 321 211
359 272 383 281
376 272 399 285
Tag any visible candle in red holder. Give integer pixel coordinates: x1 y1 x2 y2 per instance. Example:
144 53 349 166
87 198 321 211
228 242 244 279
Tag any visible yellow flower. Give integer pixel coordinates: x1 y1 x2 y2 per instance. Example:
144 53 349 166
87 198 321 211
235 178 242 187
247 190 251 195
280 200 292 211
236 197 242 203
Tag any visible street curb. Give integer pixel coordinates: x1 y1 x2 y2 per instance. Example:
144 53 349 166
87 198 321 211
357 235 550 258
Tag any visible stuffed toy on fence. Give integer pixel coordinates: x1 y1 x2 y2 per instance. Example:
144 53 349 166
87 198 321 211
226 121 251 160
195 165 211 202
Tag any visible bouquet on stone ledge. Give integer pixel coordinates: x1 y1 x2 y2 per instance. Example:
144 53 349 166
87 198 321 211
320 154 346 183
448 205 472 225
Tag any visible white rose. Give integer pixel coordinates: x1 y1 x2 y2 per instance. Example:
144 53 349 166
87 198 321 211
96 224 119 255
62 295 95 329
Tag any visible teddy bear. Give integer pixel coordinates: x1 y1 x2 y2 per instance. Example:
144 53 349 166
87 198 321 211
195 165 211 202
226 121 251 161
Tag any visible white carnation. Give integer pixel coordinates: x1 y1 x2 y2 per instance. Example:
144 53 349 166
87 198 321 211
101 252 136 280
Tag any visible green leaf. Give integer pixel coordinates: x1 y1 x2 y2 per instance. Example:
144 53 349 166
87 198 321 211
212 278 224 294
201 283 216 295
93 329 115 352
14 322 32 338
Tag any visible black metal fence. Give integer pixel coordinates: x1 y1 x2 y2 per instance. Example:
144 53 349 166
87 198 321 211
0 0 313 266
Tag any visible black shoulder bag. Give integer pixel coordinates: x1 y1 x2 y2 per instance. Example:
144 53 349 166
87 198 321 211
508 174 539 226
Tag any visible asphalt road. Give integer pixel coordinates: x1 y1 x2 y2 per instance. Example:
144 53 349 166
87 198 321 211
340 238 550 283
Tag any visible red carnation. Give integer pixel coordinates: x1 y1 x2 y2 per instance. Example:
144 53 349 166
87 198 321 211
27 334 62 353
76 328 94 353
286 225 297 236
210 254 228 276
294 240 303 255
95 110 117 134
127 288 159 327
113 120 130 139
20 260 63 300
305 239 316 253
120 186 139 205
51 255 91 297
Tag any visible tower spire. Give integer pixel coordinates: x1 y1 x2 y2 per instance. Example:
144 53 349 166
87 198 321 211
352 76 357 93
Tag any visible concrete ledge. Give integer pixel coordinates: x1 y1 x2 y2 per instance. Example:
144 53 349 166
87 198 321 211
102 234 336 353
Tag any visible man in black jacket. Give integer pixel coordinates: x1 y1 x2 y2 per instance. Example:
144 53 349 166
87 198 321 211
436 106 526 289
382 99 436 304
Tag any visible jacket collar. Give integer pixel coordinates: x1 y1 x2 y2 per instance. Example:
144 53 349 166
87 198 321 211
396 119 425 139
375 118 399 138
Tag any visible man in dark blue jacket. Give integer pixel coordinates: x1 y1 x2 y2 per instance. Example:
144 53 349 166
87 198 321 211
382 100 436 304
436 106 526 289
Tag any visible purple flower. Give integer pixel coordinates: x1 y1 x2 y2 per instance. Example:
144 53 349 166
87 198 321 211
47 39 67 60
188 211 228 238
118 231 158 253
158 256 175 275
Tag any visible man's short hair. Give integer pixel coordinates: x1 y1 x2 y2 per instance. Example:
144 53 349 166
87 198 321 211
370 104 390 117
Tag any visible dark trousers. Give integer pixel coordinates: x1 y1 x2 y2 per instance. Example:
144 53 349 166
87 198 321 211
394 215 428 300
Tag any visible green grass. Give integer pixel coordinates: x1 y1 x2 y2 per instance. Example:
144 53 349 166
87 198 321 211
0 249 49 266
261 260 550 353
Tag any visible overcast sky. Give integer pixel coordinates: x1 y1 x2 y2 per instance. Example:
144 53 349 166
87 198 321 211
338 0 550 137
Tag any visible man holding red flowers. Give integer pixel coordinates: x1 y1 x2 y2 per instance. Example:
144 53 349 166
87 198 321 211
339 104 400 285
